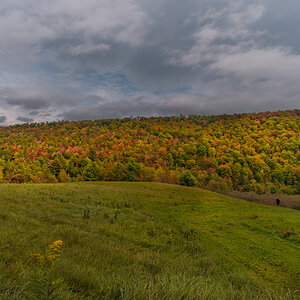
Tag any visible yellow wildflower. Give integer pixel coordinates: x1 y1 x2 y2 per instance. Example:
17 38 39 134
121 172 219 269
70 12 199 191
31 253 45 263
46 240 63 262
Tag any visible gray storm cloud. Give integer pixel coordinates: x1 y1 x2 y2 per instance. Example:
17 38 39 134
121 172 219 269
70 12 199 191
17 116 34 123
0 116 7 123
0 0 299 124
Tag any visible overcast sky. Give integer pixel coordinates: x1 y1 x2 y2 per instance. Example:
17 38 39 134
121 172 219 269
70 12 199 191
0 0 299 124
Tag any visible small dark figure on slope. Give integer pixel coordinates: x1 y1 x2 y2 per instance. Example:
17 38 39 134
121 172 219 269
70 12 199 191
276 198 280 206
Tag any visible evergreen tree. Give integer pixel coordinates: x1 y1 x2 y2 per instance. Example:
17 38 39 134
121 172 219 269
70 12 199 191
83 162 102 181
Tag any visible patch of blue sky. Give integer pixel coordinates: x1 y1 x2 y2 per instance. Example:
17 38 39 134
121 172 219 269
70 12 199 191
154 86 192 95
72 69 139 94
35 62 63 74
172 86 192 93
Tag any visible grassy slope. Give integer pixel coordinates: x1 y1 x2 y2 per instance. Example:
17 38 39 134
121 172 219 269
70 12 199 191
0 182 299 299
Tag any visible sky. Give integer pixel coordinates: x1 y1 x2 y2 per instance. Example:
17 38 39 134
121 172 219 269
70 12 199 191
0 0 299 125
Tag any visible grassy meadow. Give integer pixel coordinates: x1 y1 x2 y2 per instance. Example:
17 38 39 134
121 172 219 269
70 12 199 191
0 182 299 299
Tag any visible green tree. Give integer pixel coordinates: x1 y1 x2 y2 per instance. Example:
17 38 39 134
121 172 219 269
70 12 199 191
83 162 102 181
196 144 207 157
58 169 71 183
123 159 141 182
179 171 198 187
50 158 63 177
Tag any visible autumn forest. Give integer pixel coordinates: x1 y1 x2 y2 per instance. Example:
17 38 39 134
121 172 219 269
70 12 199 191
0 110 299 195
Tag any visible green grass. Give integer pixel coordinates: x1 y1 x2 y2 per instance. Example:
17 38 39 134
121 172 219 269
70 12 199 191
0 182 299 299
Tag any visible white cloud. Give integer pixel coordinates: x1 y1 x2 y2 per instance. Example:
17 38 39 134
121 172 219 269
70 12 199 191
0 9 55 52
68 42 111 56
227 4 265 25
212 47 300 81
0 0 149 54
169 3 266 67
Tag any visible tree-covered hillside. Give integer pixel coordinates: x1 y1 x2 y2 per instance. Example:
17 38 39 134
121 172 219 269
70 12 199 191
0 110 299 194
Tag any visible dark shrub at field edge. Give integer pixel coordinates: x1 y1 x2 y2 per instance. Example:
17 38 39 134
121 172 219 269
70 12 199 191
179 171 198 186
